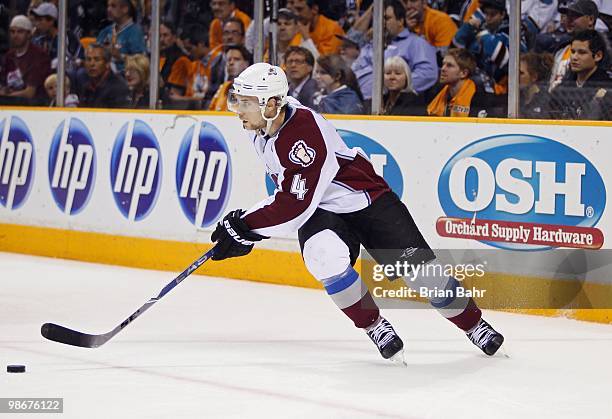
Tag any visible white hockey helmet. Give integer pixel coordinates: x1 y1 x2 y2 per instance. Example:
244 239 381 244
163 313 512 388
228 62 289 123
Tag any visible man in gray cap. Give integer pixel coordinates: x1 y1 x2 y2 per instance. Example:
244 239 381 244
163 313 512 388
31 2 84 72
0 15 51 105
549 0 599 91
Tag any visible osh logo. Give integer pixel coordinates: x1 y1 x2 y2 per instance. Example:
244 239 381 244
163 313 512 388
437 134 606 250
265 130 403 197
49 117 96 215
110 120 162 221
176 122 231 228
0 116 34 210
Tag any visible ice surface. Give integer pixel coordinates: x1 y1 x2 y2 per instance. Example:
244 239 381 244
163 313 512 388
1 252 611 419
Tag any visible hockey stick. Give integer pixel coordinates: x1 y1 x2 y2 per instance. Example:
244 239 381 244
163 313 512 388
41 248 215 348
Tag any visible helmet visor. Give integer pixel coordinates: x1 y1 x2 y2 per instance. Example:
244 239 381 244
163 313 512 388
227 89 262 114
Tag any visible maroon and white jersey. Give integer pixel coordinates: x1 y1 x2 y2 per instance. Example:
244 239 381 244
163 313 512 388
244 98 390 237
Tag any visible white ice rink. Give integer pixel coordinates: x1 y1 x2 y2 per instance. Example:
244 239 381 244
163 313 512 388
1 252 611 419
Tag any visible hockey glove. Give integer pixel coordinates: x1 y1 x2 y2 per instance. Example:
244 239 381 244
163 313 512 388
211 209 267 261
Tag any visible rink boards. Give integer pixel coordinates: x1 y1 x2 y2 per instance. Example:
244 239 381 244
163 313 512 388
0 107 610 323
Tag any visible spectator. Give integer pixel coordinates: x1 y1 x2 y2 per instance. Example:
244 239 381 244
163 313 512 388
336 34 360 66
286 46 319 108
96 0 146 74
31 2 83 73
350 0 438 98
267 8 319 65
76 43 130 108
125 54 149 109
427 48 493 117
291 0 345 54
547 29 611 119
458 0 480 23
182 25 221 79
208 44 252 111
519 52 553 119
44 74 79 107
176 30 212 108
366 55 426 115
521 0 559 40
209 0 251 51
453 0 526 95
549 0 598 91
208 17 246 104
222 17 246 46
159 21 192 103
535 2 572 54
404 0 457 50
0 15 51 105
314 53 364 114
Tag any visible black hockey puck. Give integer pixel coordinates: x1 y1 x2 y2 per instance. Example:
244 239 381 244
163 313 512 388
7 365 26 373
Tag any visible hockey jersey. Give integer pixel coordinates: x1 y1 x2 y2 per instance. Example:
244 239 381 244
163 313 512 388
243 98 390 237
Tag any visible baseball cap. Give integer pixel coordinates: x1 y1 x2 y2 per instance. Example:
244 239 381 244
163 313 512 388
31 2 58 19
559 0 599 18
278 8 298 21
10 15 33 31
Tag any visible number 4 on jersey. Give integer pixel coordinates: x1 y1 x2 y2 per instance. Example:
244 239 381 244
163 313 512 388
290 174 308 200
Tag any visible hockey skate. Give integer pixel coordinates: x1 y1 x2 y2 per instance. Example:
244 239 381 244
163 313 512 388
366 316 405 365
466 318 504 356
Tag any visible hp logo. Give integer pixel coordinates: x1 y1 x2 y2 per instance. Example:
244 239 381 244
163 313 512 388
0 116 34 210
49 117 96 215
176 122 231 228
110 120 162 221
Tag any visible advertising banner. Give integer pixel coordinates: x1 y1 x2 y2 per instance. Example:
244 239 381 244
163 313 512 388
0 110 610 289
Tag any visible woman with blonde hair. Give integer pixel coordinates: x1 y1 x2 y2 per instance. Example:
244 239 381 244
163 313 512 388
373 56 426 115
125 54 150 109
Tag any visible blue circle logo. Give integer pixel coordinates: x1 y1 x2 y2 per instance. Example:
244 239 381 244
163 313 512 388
110 120 162 221
0 116 35 210
176 122 231 228
48 118 96 215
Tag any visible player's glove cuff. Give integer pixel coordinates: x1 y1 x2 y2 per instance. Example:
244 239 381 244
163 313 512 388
211 210 268 260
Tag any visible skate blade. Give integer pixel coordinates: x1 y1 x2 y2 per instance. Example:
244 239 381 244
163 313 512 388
389 349 407 367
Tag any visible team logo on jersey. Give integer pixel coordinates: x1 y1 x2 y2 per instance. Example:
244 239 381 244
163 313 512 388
176 122 231 228
264 130 403 197
437 134 605 250
0 116 34 210
289 140 315 167
49 117 96 215
110 120 162 221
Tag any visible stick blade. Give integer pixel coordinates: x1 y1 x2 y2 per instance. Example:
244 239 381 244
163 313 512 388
41 323 104 348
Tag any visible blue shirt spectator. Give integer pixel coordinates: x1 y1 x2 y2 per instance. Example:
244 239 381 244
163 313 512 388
96 0 145 73
319 86 364 114
349 1 438 99
314 54 364 114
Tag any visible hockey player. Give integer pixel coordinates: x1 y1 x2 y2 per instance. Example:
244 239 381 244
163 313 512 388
211 62 504 362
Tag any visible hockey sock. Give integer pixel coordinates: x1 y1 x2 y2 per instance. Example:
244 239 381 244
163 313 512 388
405 271 481 332
429 276 482 331
323 266 380 329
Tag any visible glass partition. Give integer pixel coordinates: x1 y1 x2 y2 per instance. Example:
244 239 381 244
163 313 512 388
0 0 609 121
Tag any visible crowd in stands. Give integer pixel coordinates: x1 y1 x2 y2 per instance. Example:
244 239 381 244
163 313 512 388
0 0 610 120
